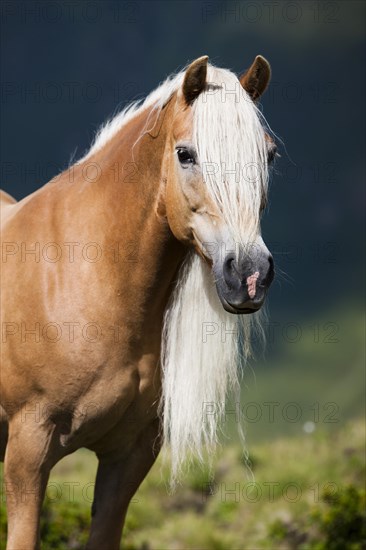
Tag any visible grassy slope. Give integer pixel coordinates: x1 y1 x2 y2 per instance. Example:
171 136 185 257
0 418 364 549
236 308 365 444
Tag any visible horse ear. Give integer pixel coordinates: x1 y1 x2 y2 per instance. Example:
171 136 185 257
182 55 208 105
240 55 271 101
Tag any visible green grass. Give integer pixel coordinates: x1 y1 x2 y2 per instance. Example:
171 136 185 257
1 418 365 549
233 308 365 444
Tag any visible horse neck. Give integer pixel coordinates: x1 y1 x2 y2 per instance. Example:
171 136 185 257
72 100 186 320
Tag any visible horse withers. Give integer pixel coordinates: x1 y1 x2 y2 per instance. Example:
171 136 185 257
0 55 276 548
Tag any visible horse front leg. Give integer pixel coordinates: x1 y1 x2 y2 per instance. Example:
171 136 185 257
4 411 57 550
86 418 161 550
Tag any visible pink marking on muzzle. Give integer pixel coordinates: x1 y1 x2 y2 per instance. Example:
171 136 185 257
246 271 260 299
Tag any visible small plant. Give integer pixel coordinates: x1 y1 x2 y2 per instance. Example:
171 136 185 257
311 485 366 549
267 484 366 550
40 498 90 549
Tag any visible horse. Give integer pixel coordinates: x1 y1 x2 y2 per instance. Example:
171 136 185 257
0 54 276 549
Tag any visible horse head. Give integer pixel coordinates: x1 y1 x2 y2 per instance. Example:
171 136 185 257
162 55 275 314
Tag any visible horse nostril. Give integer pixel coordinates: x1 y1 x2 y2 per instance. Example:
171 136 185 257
223 254 241 291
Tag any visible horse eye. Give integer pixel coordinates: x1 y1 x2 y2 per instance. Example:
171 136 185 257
176 147 195 166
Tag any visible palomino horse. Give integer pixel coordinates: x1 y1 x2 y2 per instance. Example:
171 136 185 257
0 55 276 548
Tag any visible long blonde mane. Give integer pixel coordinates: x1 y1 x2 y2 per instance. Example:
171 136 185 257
161 66 268 482
83 64 269 483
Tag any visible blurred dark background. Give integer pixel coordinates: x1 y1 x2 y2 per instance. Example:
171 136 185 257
1 0 365 438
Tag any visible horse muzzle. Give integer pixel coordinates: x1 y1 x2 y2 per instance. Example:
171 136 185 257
215 251 274 314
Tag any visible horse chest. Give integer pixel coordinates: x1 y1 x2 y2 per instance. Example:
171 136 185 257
59 356 161 453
